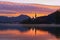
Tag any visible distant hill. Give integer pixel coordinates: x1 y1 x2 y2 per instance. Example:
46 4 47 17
34 10 60 24
0 15 31 23
48 10 60 24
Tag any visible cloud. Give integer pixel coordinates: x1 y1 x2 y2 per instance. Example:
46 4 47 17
0 3 55 14
0 10 17 14
0 0 60 6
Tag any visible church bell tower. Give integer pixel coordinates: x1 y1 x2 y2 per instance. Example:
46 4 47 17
35 13 37 18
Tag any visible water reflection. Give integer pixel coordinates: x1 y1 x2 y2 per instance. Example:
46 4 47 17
35 27 60 38
0 29 57 40
0 24 60 40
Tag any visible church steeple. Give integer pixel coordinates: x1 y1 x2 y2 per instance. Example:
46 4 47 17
35 13 37 18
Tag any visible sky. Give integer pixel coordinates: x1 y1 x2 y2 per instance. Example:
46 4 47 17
0 0 60 17
0 0 60 6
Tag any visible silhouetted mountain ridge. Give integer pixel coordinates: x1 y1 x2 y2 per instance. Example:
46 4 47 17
0 10 60 24
33 10 60 24
0 15 31 23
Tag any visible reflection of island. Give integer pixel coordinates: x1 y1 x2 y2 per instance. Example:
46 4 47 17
0 25 60 38
0 25 31 32
0 10 60 24
35 27 60 38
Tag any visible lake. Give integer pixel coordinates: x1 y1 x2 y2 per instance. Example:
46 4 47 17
0 24 60 40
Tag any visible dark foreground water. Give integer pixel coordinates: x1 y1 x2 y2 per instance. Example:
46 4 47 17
0 24 60 40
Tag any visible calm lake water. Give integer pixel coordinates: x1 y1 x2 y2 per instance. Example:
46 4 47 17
0 24 60 40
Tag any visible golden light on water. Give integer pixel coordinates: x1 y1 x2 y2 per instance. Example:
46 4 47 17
0 29 57 40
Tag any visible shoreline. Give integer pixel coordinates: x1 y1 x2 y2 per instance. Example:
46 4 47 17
0 23 60 27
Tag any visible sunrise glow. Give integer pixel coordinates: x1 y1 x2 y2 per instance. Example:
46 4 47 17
0 0 60 6
0 0 60 17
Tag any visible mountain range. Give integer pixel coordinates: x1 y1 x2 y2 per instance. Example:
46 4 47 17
0 10 60 24
0 14 31 23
